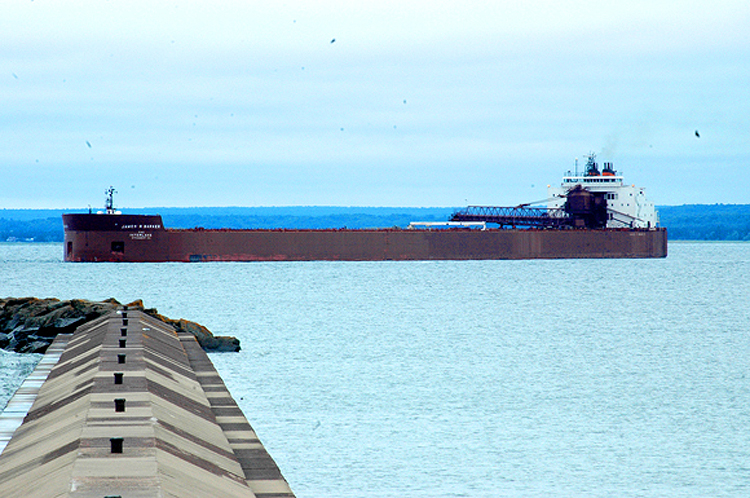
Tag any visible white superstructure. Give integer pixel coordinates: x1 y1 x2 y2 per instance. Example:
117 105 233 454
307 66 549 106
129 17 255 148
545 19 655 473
547 154 659 229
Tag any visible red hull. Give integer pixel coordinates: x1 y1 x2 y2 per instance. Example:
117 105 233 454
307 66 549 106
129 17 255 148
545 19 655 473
63 214 667 262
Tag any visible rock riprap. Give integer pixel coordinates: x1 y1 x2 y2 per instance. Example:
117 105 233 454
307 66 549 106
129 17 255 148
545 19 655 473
0 297 240 353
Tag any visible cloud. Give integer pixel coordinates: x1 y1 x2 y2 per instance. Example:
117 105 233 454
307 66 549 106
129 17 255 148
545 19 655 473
0 1 748 207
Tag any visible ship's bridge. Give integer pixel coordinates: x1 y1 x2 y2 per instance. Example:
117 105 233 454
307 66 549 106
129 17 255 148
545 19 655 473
548 154 658 229
562 174 624 186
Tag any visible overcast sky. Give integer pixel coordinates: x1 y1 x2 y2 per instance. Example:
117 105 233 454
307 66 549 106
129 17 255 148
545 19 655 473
1 1 748 208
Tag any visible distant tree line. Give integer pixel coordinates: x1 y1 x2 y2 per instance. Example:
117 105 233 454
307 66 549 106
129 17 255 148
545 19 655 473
0 217 62 242
1 205 749 242
657 205 750 241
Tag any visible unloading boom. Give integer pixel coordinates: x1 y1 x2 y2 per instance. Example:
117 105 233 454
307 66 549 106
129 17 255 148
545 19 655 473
450 205 569 228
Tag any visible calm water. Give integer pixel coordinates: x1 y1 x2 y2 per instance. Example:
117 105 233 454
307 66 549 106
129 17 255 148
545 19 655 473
2 242 749 497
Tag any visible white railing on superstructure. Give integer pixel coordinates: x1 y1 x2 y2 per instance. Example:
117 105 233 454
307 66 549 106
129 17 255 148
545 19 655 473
562 175 624 185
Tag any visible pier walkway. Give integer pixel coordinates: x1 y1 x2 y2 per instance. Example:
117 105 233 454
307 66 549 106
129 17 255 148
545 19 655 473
0 309 295 498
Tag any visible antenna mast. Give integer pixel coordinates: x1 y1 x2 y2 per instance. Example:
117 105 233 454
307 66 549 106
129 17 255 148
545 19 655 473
105 186 117 214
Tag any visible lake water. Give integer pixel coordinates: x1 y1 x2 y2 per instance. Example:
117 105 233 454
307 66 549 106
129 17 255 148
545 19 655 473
1 242 749 497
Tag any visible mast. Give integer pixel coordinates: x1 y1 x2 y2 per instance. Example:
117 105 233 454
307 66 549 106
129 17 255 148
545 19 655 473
584 152 599 176
105 186 117 214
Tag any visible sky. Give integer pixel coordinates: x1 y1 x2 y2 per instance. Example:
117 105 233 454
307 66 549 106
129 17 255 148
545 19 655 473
1 1 748 208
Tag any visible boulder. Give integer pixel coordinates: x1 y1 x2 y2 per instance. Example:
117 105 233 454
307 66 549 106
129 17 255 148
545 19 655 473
0 297 240 354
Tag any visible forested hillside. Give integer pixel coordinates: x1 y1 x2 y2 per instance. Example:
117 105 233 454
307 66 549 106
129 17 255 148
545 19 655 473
1 205 748 242
657 205 750 241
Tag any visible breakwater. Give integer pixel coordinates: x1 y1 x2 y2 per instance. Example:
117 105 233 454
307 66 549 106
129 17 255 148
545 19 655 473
0 308 294 497
0 297 240 353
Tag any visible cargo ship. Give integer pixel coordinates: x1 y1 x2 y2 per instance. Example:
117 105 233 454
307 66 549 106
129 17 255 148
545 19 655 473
63 155 667 262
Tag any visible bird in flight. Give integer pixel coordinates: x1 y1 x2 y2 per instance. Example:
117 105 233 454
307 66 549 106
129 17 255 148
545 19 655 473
695 130 700 138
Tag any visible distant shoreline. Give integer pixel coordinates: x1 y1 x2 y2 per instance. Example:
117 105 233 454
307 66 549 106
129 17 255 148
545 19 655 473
2 205 750 242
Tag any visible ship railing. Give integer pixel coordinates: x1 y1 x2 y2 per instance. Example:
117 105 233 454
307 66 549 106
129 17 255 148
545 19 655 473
562 176 623 185
408 221 487 230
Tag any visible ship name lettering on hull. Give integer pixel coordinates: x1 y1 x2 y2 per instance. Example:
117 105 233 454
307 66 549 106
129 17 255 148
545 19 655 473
129 232 152 240
122 224 161 229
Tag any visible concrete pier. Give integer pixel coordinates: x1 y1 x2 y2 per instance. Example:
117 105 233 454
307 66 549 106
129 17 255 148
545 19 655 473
0 310 295 498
